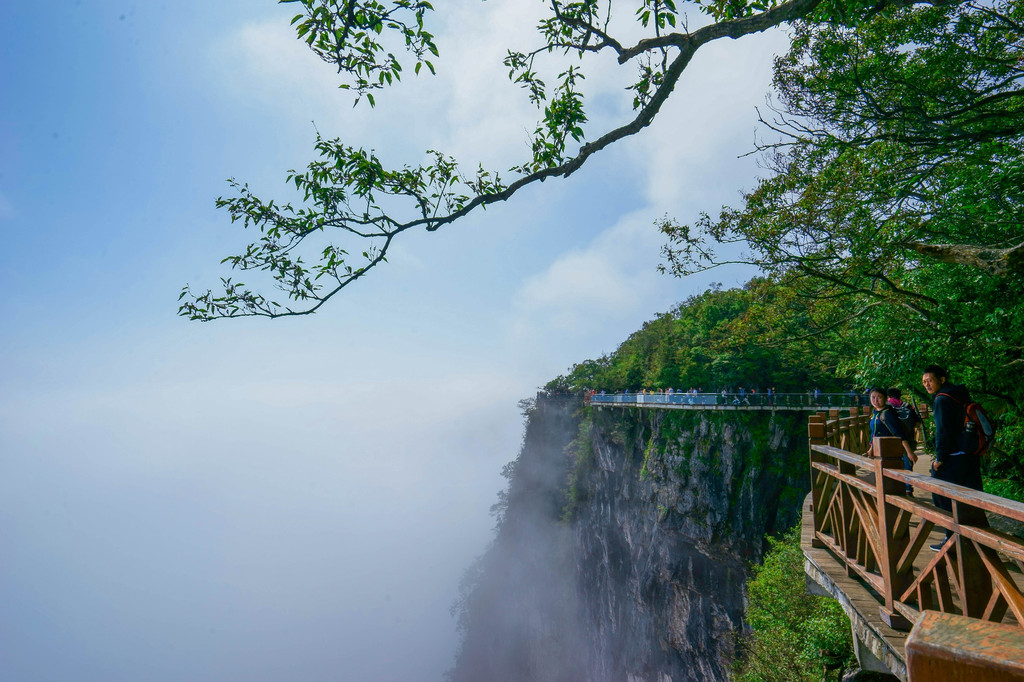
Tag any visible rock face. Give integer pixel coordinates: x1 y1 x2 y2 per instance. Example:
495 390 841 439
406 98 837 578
449 396 809 682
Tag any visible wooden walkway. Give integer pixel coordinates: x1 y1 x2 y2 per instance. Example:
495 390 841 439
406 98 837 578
802 451 1024 680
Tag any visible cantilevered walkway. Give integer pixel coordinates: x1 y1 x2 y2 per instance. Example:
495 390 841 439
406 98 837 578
588 391 869 411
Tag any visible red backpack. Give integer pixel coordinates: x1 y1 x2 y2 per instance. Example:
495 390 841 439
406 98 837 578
937 391 996 455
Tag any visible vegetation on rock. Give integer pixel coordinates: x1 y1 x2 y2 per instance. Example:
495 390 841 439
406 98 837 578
733 526 854 681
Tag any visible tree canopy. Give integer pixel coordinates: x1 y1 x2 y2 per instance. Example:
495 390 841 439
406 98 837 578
179 0 949 321
548 280 852 392
659 0 1024 474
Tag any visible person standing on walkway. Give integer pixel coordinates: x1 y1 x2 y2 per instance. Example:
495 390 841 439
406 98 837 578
922 364 984 549
866 387 917 493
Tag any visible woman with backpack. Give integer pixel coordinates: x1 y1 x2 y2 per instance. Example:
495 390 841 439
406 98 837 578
866 387 918 493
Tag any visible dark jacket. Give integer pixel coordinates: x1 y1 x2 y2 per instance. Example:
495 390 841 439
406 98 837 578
933 382 971 462
871 407 907 441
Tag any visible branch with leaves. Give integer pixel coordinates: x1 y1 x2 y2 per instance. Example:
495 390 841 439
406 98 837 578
181 0 922 321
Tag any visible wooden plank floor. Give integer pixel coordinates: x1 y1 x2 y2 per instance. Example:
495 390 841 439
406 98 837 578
802 495 911 679
801 453 1024 680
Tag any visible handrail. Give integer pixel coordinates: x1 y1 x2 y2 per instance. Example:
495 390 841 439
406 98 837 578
589 391 870 408
807 410 1024 635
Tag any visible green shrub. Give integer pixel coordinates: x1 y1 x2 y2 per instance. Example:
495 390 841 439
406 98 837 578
984 476 1024 505
734 526 854 681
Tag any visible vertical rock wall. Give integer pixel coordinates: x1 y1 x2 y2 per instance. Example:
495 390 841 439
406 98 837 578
572 407 806 681
449 399 808 682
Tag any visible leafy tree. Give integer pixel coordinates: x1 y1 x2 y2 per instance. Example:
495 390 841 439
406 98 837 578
553 281 851 392
734 526 854 681
179 0 947 321
666 0 1024 279
660 0 1024 472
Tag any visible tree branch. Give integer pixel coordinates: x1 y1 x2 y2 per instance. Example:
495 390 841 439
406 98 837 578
906 239 1024 277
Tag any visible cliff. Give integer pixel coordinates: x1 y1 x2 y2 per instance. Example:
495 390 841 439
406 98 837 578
449 396 810 682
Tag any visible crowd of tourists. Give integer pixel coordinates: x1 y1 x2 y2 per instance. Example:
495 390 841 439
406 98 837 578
587 387 868 407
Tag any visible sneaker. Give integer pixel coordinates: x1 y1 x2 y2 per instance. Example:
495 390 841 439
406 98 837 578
930 537 952 551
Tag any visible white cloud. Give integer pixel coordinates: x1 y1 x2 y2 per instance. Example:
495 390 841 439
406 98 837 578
212 2 547 170
511 211 666 341
216 19 349 116
502 28 788 362
428 1 549 167
211 3 786 234
630 28 791 215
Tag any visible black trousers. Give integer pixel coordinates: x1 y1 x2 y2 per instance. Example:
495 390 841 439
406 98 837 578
931 454 984 535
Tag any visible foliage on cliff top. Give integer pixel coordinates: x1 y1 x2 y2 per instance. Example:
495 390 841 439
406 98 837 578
548 279 851 394
733 525 854 681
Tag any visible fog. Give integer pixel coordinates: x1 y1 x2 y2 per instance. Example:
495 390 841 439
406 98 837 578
450 398 589 682
0 0 788 679
1 328 525 680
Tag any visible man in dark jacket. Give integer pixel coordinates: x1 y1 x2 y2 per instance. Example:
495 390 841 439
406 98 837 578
922 364 984 549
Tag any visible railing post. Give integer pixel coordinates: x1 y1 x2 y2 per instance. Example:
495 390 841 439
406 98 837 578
907 612 1024 680
808 415 827 549
859 409 871 454
816 411 831 445
873 436 912 630
847 407 863 454
952 495 993 619
838 450 859 576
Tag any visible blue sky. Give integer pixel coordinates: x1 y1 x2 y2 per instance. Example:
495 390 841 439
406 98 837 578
0 2 787 680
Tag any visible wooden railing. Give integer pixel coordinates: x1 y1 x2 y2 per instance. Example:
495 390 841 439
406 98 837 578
808 408 1024 634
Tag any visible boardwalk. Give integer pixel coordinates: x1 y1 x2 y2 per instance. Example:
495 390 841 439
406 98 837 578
799 452 1013 679
803 409 1024 680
